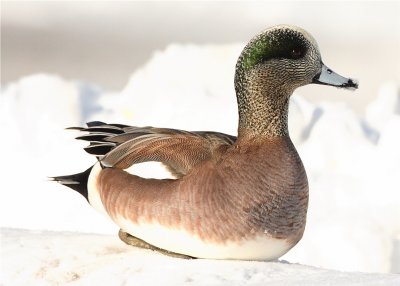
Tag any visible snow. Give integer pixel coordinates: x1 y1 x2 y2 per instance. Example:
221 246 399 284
1 44 400 283
2 228 399 286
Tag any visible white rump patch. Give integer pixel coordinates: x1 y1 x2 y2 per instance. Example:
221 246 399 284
87 163 109 216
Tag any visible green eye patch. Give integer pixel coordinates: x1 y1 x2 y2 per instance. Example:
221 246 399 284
241 29 309 71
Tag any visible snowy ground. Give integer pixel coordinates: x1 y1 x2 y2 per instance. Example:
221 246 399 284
1 44 400 284
2 228 399 286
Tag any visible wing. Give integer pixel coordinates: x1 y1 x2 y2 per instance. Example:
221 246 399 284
71 121 236 177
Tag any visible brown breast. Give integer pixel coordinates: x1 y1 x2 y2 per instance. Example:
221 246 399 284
97 135 308 245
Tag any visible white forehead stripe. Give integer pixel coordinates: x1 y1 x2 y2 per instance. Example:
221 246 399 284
262 24 320 52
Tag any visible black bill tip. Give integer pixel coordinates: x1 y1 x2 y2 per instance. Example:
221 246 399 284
342 78 359 90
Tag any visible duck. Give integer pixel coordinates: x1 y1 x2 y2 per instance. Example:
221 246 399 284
52 25 358 260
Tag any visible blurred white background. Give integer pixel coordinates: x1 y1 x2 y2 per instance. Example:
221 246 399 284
2 1 399 113
1 0 400 279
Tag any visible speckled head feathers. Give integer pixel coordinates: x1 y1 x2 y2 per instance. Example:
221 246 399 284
235 25 322 93
240 25 319 71
234 25 357 137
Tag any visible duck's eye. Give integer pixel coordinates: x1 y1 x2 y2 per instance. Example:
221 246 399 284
291 48 303 59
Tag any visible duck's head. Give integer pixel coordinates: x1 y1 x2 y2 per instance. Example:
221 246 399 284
235 25 358 137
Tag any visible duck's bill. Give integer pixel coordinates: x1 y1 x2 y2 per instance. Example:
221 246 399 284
312 63 358 90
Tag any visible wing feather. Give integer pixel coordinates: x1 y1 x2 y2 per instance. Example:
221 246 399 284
73 121 236 176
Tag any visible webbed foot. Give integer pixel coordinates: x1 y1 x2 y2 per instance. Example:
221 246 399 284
118 229 195 259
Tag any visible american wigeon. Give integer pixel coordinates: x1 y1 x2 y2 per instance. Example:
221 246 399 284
52 25 358 260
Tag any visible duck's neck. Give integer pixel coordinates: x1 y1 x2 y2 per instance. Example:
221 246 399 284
236 81 292 139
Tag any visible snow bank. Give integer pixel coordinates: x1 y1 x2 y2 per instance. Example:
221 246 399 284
1 44 400 276
2 228 399 286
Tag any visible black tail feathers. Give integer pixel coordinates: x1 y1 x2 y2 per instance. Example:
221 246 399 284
50 166 93 201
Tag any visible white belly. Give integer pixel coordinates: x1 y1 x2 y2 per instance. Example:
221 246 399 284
117 216 292 260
